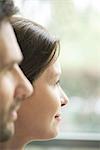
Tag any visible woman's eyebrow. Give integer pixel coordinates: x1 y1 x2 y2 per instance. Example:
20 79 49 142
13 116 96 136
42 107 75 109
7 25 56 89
47 70 61 81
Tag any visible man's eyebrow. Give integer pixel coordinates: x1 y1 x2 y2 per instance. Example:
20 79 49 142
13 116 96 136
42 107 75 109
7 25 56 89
14 56 23 65
0 56 23 71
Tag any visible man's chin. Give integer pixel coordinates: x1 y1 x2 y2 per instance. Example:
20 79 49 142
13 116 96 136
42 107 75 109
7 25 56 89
0 122 14 142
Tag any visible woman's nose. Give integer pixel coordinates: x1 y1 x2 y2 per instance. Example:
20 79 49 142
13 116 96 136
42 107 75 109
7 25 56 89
60 87 69 107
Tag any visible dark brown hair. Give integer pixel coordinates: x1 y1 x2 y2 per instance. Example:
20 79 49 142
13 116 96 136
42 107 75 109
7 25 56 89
0 0 18 21
11 17 60 83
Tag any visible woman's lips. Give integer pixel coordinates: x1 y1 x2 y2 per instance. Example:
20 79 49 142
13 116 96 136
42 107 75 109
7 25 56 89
55 114 62 122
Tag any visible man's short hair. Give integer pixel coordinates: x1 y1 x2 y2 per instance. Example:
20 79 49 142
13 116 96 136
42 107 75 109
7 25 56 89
0 0 18 21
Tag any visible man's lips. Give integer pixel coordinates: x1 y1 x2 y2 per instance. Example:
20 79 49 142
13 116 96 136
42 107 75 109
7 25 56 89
11 110 17 121
9 103 21 121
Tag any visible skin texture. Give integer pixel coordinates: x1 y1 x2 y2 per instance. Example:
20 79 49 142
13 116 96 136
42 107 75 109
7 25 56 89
0 19 33 142
5 59 69 150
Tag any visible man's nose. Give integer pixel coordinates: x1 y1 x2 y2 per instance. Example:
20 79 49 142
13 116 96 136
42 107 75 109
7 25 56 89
14 65 33 100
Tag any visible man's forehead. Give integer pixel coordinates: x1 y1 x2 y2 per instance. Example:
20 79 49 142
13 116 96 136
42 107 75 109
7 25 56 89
0 19 23 70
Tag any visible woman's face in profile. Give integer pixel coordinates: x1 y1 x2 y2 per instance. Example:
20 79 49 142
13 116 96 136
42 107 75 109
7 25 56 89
16 59 68 140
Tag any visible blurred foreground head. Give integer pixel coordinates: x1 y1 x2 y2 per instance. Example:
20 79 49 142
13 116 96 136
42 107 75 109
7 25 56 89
0 0 33 142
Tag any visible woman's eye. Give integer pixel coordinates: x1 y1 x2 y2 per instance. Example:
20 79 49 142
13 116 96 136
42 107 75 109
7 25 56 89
55 80 60 85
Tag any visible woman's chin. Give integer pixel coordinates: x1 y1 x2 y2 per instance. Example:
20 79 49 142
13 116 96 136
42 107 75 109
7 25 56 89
37 131 58 140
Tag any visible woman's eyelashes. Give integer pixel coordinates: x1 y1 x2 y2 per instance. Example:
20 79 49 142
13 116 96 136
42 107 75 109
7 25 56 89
54 79 60 86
